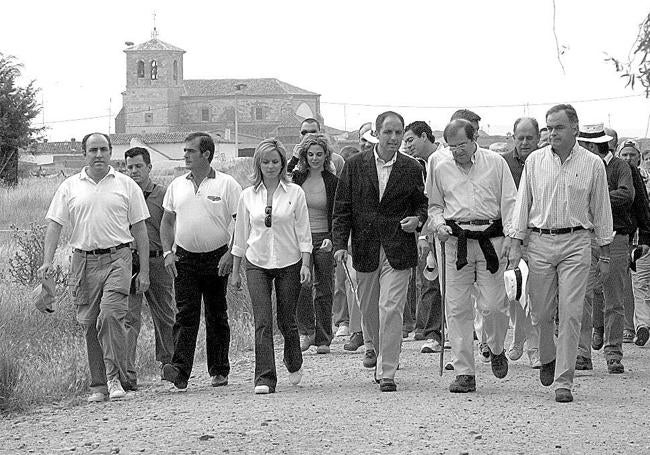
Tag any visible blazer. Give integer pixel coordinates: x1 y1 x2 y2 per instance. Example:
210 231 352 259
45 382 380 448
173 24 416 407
332 149 428 272
292 168 338 233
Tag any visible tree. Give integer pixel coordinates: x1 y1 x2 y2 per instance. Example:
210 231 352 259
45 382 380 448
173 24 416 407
0 53 43 186
605 12 650 97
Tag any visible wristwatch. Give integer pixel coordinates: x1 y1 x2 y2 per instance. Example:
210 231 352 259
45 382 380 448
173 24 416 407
163 250 173 259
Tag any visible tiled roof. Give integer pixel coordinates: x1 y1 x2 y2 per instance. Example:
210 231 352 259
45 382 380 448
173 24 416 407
35 142 81 155
183 78 319 97
110 132 191 145
125 38 185 53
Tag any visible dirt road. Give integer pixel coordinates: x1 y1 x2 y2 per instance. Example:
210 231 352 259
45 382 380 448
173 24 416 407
2 336 650 454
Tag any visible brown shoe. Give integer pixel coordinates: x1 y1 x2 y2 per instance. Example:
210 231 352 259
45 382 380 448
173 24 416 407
363 349 377 368
607 359 624 374
575 355 593 371
379 378 397 392
555 388 573 403
540 359 555 386
490 350 508 379
449 375 476 393
591 328 604 350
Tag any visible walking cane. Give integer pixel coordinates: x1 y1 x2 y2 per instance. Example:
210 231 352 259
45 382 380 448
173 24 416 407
342 259 362 309
438 240 447 376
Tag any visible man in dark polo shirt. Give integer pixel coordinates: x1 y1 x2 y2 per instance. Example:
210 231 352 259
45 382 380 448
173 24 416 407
124 147 176 389
501 117 541 368
576 124 633 374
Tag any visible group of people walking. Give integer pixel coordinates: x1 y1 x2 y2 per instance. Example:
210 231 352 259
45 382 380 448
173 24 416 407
39 102 650 404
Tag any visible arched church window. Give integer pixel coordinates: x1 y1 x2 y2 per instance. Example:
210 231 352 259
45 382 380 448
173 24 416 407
137 60 145 78
150 60 158 80
173 61 178 82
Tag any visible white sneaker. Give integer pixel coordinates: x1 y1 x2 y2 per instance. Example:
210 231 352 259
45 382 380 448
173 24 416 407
507 342 524 361
420 339 443 353
87 392 107 403
108 378 126 400
254 385 270 394
288 367 303 385
335 325 350 337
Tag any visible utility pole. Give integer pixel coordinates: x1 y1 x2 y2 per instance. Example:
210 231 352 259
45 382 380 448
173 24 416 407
234 83 247 157
108 98 112 134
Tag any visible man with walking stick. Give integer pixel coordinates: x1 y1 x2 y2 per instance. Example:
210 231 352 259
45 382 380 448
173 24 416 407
428 119 517 393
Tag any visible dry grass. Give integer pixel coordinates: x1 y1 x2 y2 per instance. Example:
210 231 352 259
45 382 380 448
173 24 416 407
0 158 256 413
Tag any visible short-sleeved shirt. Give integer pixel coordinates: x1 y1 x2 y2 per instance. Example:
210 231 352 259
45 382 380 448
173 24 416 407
46 167 150 250
139 180 167 252
163 168 242 253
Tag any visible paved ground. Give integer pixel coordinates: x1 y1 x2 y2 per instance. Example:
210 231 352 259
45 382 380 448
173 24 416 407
2 335 650 454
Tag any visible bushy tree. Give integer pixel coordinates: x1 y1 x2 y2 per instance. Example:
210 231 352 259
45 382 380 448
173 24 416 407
605 12 650 97
0 53 43 186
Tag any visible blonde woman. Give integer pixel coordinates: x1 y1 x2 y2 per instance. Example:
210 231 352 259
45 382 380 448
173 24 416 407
231 138 312 394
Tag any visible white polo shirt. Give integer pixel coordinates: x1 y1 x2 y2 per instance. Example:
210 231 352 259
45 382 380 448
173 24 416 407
163 168 242 253
46 167 150 250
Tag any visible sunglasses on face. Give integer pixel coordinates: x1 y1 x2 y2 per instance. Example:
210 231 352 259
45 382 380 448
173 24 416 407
265 205 272 227
301 130 318 136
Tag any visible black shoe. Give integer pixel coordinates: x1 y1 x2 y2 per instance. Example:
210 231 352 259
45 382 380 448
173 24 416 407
363 349 377 368
540 359 555 386
591 329 604 350
122 380 138 392
490 350 508 379
344 332 364 351
210 374 228 387
623 329 635 343
162 363 188 390
607 358 624 374
575 355 593 371
635 326 649 346
402 330 410 339
414 332 426 341
379 378 397 392
555 388 573 403
449 375 476 393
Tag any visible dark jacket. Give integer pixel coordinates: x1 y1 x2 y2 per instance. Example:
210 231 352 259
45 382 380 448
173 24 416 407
628 163 650 246
332 149 428 272
606 156 635 236
292 168 338 233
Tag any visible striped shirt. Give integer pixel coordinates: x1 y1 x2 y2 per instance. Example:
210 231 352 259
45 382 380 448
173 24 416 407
428 146 517 235
510 143 614 246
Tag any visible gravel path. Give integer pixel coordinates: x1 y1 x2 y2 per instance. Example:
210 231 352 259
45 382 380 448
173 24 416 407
2 335 650 454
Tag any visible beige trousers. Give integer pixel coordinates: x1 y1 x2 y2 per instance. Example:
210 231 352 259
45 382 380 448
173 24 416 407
356 247 410 380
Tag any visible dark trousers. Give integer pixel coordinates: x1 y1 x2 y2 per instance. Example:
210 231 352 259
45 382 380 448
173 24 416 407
404 253 442 342
296 232 334 346
246 259 303 391
171 245 230 381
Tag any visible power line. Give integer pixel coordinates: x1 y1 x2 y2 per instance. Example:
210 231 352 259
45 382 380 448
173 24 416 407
320 94 645 110
41 93 646 126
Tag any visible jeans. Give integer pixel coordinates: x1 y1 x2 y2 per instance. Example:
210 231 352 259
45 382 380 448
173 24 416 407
580 235 627 361
246 259 303 391
171 245 230 382
296 232 334 346
633 253 650 329
332 261 349 327
411 251 442 342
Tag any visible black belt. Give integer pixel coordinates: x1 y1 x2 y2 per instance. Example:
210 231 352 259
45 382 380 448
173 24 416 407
176 245 228 257
74 243 130 255
531 226 584 235
455 220 493 226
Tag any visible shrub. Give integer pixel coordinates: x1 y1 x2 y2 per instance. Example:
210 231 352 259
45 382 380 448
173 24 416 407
7 223 67 287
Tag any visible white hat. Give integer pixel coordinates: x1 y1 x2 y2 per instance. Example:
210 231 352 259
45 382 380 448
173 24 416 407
361 129 379 144
503 260 529 313
577 123 613 144
422 251 438 281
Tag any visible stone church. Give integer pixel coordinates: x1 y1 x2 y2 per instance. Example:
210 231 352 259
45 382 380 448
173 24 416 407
113 29 337 152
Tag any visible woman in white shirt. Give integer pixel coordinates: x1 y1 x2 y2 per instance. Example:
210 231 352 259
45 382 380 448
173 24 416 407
231 138 312 395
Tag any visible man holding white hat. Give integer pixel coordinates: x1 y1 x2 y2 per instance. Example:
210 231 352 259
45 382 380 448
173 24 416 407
576 123 634 375
509 105 613 403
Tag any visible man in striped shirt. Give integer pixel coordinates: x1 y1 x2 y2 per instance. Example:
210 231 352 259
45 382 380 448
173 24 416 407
509 104 613 403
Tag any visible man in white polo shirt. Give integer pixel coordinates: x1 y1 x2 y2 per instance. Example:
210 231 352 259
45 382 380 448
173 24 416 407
160 132 242 390
39 132 151 403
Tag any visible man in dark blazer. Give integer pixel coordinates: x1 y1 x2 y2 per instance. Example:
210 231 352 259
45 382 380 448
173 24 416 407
333 111 428 392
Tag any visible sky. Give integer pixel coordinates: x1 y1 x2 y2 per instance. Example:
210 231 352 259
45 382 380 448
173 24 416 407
2 0 650 141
